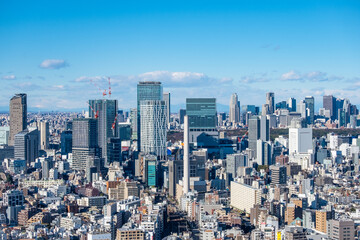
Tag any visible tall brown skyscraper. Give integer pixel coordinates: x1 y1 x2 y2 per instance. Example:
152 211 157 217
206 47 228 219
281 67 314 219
9 93 27 146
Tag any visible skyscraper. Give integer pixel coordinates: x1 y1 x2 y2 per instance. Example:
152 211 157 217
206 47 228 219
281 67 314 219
9 94 27 146
163 92 171 129
130 108 138 140
14 129 39 166
186 98 217 143
287 98 296 112
179 109 186 125
229 93 240 125
323 95 335 119
137 82 163 149
89 99 118 166
248 115 270 153
266 92 275 114
139 100 167 159
289 118 313 154
72 118 100 171
297 100 307 119
304 96 315 124
37 120 49 150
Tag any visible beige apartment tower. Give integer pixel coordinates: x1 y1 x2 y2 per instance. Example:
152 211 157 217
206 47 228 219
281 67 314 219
9 93 27 146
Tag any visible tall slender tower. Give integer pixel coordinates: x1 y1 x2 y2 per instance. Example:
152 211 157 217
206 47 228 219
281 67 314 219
266 92 275 114
163 92 171 129
229 93 240 124
183 115 190 194
9 93 27 146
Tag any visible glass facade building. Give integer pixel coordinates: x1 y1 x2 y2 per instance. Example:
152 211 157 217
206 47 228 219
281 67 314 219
139 100 167 159
186 98 217 129
137 82 163 149
89 99 118 166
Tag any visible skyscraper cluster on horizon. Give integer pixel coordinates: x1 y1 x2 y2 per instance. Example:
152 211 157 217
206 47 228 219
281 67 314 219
1 82 360 239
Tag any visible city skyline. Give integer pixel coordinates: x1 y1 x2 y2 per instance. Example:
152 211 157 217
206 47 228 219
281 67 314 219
1 0 360 111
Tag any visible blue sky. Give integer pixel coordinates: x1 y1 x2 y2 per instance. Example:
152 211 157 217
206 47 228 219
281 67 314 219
0 0 359 112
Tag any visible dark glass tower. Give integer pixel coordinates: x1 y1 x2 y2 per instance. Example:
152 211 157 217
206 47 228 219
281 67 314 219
89 99 118 166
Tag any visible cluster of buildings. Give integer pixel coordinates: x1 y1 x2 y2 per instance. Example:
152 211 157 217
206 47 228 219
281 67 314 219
0 86 360 240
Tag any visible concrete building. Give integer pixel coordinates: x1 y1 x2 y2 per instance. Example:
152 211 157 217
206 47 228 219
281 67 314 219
270 165 287 185
163 92 171 129
37 120 49 150
116 229 144 240
327 218 354 240
230 181 261 213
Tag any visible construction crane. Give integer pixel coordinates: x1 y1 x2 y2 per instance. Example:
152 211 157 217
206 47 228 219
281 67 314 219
108 77 112 98
90 79 107 97
111 114 118 135
87 102 99 119
237 131 248 143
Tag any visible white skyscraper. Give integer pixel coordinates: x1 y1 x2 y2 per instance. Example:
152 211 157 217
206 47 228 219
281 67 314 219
297 100 307 119
38 120 49 150
289 119 313 154
183 115 190 194
163 92 171 129
140 100 167 159
229 93 240 124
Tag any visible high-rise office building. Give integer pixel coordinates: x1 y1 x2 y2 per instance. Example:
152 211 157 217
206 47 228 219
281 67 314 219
37 120 49 150
72 118 100 171
14 129 39 166
139 100 167 159
248 116 270 153
137 81 163 149
289 118 313 154
179 109 186 125
323 95 335 120
297 100 307 119
186 98 217 144
0 126 10 145
229 93 240 124
89 99 118 166
61 130 72 156
226 153 247 178
163 92 171 129
304 96 314 124
266 92 275 114
9 94 27 146
130 108 138 140
287 98 296 112
270 165 287 185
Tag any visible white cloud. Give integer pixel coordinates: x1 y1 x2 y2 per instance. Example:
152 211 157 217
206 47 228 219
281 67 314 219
281 70 341 82
2 75 16 80
40 59 68 69
281 70 302 81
